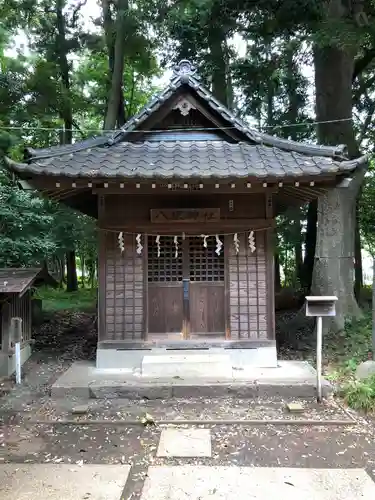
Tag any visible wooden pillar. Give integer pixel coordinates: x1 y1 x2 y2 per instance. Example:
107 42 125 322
265 192 275 340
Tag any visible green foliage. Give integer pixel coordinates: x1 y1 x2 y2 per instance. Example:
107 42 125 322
35 286 96 312
0 0 160 277
324 312 373 398
340 375 375 413
74 48 159 128
0 175 57 266
325 313 373 367
0 170 97 268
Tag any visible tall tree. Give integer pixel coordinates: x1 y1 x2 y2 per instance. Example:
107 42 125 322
101 0 157 129
311 0 369 332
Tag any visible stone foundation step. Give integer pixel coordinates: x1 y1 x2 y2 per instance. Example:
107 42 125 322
141 353 233 378
50 361 333 400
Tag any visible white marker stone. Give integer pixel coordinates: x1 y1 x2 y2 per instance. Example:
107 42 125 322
157 429 212 458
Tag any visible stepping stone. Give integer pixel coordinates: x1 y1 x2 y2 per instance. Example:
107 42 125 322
0 464 130 500
157 428 211 458
140 466 375 500
72 404 89 415
286 402 304 413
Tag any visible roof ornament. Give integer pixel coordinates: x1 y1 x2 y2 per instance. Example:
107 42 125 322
173 60 197 79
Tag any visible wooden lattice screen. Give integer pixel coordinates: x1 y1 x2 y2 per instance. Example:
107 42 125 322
189 237 224 282
227 232 268 340
104 233 144 341
147 236 183 283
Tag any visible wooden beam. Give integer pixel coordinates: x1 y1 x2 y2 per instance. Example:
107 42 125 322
27 175 340 192
93 185 278 195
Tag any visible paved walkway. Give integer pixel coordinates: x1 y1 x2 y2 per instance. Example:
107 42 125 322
2 415 375 499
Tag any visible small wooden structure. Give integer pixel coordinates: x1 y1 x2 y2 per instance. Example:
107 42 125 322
5 60 367 369
0 268 49 376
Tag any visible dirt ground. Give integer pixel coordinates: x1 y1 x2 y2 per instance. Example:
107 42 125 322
1 310 375 499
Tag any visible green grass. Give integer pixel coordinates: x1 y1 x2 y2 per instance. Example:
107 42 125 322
35 286 97 312
325 313 373 377
322 312 375 412
339 375 375 413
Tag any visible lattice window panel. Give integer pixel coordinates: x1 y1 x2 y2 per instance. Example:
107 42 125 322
104 233 144 342
228 232 268 340
189 236 224 282
148 236 183 283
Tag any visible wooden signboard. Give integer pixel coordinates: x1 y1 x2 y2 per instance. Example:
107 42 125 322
150 208 220 223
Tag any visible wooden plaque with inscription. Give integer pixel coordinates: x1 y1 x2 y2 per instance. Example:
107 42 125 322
150 208 220 223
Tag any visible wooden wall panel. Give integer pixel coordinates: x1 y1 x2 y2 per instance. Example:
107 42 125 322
227 231 270 340
100 232 144 341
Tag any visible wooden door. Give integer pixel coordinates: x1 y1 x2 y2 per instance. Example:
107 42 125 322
147 235 226 340
147 236 183 339
188 237 225 338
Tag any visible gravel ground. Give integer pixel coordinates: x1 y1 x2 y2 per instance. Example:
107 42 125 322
4 396 354 423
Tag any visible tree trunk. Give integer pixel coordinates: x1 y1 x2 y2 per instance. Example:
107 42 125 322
66 250 78 292
103 0 128 130
295 238 303 286
312 34 365 332
289 207 303 286
59 257 66 286
275 253 281 292
354 196 363 301
79 253 85 288
303 200 317 291
208 26 228 106
56 0 73 145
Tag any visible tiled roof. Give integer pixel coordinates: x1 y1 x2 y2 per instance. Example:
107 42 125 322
113 60 348 159
6 140 363 180
4 61 368 180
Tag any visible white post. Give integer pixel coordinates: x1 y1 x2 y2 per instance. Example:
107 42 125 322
15 342 21 384
10 317 23 384
316 316 323 402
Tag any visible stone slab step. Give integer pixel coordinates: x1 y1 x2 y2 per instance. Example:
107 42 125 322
141 353 233 378
87 381 332 400
50 361 333 400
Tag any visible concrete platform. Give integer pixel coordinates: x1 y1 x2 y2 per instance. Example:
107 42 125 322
0 464 130 500
51 360 332 400
140 466 375 500
97 345 278 370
